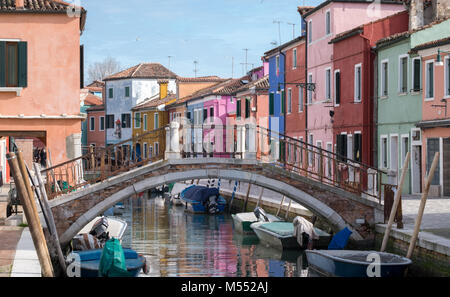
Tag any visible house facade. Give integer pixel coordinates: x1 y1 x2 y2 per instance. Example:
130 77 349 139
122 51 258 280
86 104 105 148
103 63 177 150
0 0 86 180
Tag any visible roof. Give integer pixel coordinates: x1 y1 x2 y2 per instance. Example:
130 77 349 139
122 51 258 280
0 0 87 31
177 76 226 83
86 104 105 112
264 35 305 58
86 80 104 88
104 63 177 81
297 6 315 16
234 75 269 94
131 93 177 111
83 93 102 106
410 36 450 54
301 1 405 19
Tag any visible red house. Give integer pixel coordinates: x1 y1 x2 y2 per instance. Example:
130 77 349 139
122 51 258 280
329 11 409 166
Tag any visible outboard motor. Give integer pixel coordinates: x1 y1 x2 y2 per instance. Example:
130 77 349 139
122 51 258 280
207 195 219 214
89 217 110 243
254 207 270 222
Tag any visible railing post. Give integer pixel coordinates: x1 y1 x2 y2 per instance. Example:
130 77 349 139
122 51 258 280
165 121 181 159
243 124 256 160
236 125 245 159
165 125 171 159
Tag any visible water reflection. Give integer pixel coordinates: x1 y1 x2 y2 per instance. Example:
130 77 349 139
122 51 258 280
120 196 310 277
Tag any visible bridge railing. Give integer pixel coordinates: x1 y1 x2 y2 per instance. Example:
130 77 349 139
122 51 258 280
41 128 166 199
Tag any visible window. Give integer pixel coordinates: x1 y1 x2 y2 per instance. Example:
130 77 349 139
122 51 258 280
89 117 95 131
149 145 153 158
281 90 285 114
106 115 114 129
353 133 362 162
354 64 362 102
143 114 148 131
203 109 208 122
325 68 331 101
209 107 214 122
308 134 314 165
245 98 251 118
390 135 398 171
269 93 274 115
154 142 159 156
299 137 304 165
381 136 388 169
427 138 440 185
134 112 141 129
347 134 353 160
336 134 347 161
381 60 388 97
121 113 131 128
445 56 450 97
125 86 130 97
276 55 280 76
307 74 313 103
399 55 408 93
412 57 421 92
1 41 27 88
401 135 409 167
287 89 292 113
186 111 191 122
298 87 304 112
425 60 434 99
154 113 159 129
293 48 297 69
237 99 242 118
308 21 312 43
334 70 341 106
108 88 113 99
325 10 331 35
143 143 148 159
99 116 105 131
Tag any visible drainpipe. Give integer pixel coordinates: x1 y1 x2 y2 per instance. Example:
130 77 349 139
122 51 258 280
280 49 287 164
304 18 308 141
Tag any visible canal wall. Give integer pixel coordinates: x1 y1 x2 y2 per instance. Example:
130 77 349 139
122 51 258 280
375 224 450 276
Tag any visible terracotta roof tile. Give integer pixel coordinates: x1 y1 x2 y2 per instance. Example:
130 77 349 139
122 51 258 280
83 93 102 106
410 36 450 53
0 0 74 12
297 6 315 16
104 63 177 81
234 75 269 94
177 76 226 83
86 104 104 112
131 93 177 111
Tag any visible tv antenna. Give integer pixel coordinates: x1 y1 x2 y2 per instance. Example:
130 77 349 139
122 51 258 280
273 20 283 46
287 22 296 39
193 60 199 77
168 56 173 68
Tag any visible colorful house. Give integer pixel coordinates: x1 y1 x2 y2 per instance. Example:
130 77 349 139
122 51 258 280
0 0 87 182
412 18 450 197
81 88 103 148
86 104 105 148
300 0 405 165
103 63 177 155
329 10 409 173
131 80 175 160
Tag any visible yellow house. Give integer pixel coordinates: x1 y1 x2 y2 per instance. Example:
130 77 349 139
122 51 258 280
131 80 176 160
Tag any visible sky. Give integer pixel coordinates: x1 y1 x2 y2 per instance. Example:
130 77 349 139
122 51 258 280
79 0 324 82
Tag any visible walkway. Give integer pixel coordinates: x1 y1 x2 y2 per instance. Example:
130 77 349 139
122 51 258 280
10 227 41 277
0 226 24 277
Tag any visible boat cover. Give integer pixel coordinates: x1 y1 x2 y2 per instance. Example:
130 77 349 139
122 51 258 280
259 222 294 236
182 185 219 203
327 227 352 250
99 238 131 277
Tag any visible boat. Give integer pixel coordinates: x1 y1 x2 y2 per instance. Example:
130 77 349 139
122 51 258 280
78 216 127 242
305 250 412 277
170 183 190 206
180 185 227 214
71 248 146 277
232 207 281 234
250 221 330 250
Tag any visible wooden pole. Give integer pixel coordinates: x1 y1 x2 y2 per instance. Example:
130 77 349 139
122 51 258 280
406 152 439 259
276 195 286 217
285 199 292 220
33 163 67 275
256 187 264 208
380 152 410 252
7 152 54 277
242 183 252 212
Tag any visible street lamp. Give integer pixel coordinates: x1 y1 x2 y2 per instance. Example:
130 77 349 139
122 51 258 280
436 49 450 67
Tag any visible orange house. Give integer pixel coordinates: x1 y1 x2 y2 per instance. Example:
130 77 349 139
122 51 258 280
0 0 87 182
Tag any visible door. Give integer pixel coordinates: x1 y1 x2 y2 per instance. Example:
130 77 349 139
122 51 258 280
412 145 422 194
443 138 450 196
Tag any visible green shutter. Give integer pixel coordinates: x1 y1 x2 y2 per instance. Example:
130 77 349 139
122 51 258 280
18 42 27 87
269 93 274 115
281 91 285 114
0 41 5 87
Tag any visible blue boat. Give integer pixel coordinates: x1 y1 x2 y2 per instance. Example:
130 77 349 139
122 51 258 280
305 250 412 277
180 185 227 214
72 248 147 277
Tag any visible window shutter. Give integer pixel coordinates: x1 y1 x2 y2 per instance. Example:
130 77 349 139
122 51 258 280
281 90 285 114
18 42 27 87
335 72 341 105
0 41 5 87
269 93 274 115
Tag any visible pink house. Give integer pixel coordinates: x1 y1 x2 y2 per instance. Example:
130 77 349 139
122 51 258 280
300 1 405 158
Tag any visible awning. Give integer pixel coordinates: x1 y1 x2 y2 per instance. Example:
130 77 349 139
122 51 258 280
416 119 450 129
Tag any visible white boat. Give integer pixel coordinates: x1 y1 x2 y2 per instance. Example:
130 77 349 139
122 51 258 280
232 207 281 234
78 216 128 242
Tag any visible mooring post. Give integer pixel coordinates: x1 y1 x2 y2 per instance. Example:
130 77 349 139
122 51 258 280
256 187 264 208
229 180 238 213
285 199 292 220
276 195 286 217
7 152 54 277
242 183 252 212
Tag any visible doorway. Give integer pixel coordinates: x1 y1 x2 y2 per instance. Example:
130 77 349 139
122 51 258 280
411 144 422 194
443 138 450 196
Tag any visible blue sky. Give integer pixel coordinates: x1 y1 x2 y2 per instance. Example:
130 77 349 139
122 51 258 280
80 0 323 81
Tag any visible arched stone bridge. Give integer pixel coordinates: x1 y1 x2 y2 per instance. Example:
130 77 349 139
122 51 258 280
48 157 383 247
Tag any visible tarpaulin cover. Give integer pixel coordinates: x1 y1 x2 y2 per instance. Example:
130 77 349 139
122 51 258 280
181 185 219 203
327 227 352 250
99 238 130 277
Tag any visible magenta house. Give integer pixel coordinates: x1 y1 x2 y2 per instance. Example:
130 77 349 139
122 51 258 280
300 0 405 161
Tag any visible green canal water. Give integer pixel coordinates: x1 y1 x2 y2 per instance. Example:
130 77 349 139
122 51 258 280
120 196 314 277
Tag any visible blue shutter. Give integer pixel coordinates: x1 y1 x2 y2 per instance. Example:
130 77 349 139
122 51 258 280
18 42 27 87
0 42 5 87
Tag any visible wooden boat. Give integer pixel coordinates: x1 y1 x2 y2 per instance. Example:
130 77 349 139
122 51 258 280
180 185 227 214
305 250 412 277
250 221 330 250
71 248 146 277
170 183 190 206
232 208 281 234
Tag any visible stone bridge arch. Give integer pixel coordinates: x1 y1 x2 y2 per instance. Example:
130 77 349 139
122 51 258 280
48 158 383 246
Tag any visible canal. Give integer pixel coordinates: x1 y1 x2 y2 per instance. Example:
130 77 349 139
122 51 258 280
119 195 314 277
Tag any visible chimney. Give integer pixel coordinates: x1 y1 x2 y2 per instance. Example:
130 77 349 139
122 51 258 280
15 0 24 9
158 80 168 100
409 0 424 30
